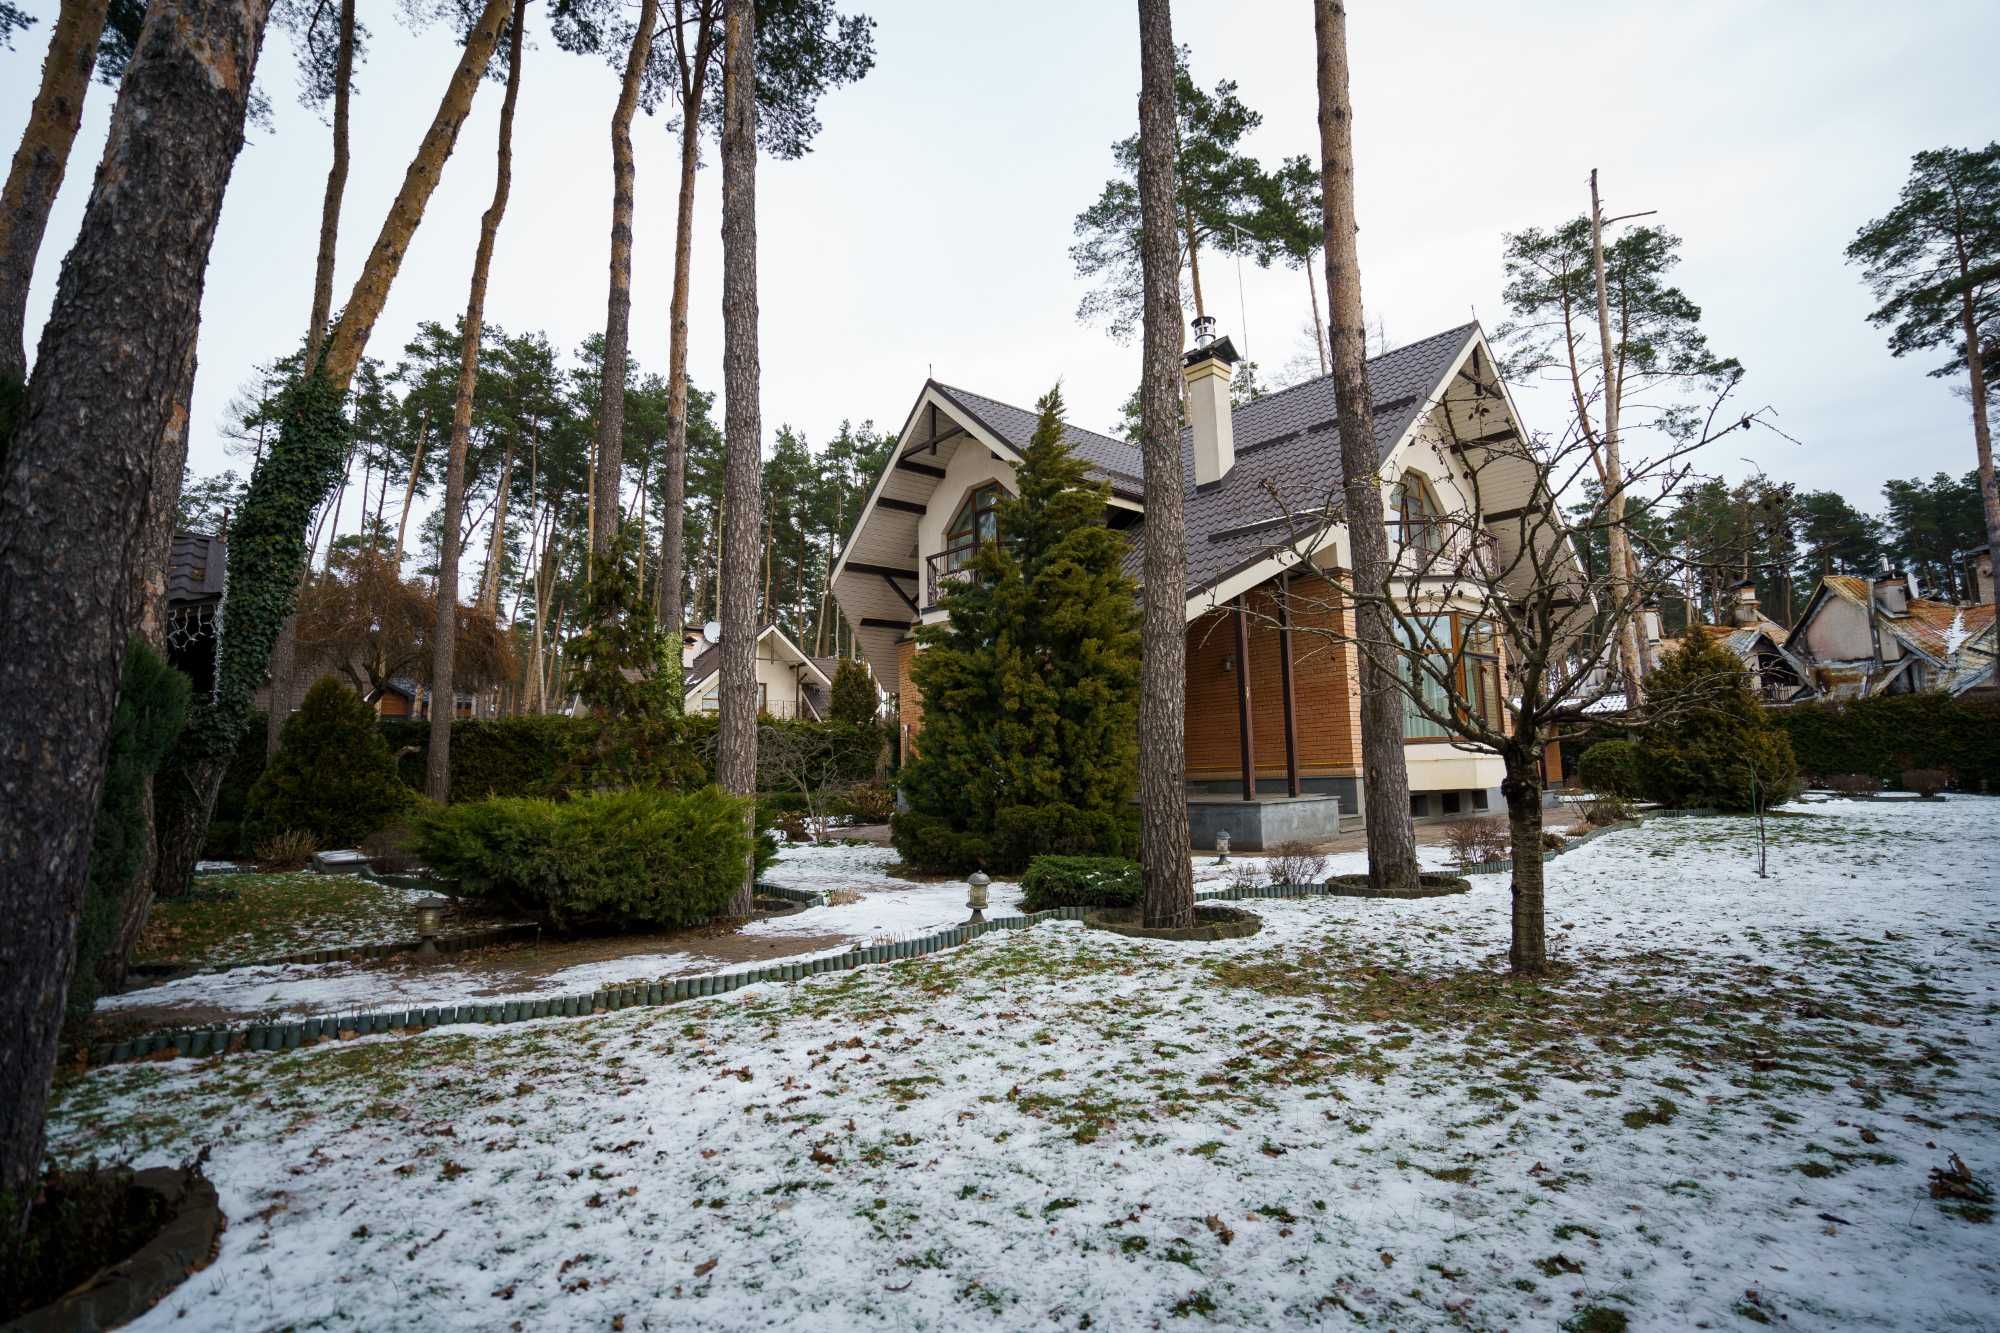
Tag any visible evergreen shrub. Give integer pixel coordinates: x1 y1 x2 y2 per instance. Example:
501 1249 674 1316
244 677 411 848
414 786 755 932
1635 634 1800 812
67 640 189 1022
891 811 992 876
195 710 269 858
1019 855 1142 913
1576 739 1643 798
829 657 879 726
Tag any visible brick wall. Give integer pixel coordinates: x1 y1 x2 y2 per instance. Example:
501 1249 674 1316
895 635 923 764
1185 573 1362 782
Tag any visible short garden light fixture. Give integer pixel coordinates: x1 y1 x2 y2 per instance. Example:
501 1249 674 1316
414 897 450 958
966 870 990 923
1215 830 1231 864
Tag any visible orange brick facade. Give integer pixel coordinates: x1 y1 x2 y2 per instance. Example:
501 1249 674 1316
1183 573 1362 784
895 636 923 765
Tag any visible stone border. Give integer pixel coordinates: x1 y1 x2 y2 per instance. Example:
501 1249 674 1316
1322 871 1472 898
5 1166 222 1333
1085 903 1263 941
88 905 1095 1069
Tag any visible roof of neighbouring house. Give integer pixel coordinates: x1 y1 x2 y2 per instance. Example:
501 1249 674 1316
1790 573 1997 696
168 530 227 604
933 323 1482 599
683 623 832 694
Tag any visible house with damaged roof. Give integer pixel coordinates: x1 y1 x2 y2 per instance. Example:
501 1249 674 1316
1781 570 1997 700
830 320 1567 849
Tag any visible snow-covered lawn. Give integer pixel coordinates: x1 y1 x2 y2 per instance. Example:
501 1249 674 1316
51 797 2000 1330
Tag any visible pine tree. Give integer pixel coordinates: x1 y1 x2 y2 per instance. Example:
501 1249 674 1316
899 387 1140 868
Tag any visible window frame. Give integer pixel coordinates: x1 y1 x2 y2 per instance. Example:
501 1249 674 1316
1400 610 1505 743
943 481 1005 572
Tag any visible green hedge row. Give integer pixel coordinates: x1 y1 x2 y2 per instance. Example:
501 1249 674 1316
1019 855 1141 912
892 802 1139 876
1770 693 2000 790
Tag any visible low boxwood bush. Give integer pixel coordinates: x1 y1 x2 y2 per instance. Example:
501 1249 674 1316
1576 739 1642 798
1019 855 1142 912
414 786 755 932
891 810 992 876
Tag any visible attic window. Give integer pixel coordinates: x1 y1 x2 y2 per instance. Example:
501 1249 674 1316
944 482 1004 571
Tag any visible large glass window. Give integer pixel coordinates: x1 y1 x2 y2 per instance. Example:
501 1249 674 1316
1399 613 1503 740
1390 470 1442 564
944 482 1004 571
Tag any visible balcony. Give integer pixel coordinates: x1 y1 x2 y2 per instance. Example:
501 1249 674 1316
1389 520 1501 581
925 541 982 608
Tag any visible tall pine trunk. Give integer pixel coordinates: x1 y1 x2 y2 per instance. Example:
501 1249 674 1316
592 0 659 564
1501 742 1548 974
1946 174 2000 608
0 0 110 387
656 3 717 639
717 0 763 915
149 0 518 906
476 437 517 614
1134 0 1194 929
393 403 432 568
1589 170 1644 703
0 0 273 1235
428 2 526 802
1313 0 1420 892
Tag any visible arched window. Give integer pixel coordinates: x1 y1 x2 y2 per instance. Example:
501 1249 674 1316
1390 470 1442 563
944 482 1004 571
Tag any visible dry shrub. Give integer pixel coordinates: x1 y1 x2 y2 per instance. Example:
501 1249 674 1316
1582 797 1635 827
843 781 896 823
1441 819 1509 869
1224 862 1263 895
1900 768 1949 798
255 829 319 871
1265 839 1328 886
1823 772 1879 797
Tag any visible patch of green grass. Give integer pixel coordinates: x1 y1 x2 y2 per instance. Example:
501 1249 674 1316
135 872 426 967
1563 1307 1628 1333
1621 1098 1679 1130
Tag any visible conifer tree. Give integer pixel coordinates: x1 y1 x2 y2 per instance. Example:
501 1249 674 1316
900 387 1140 865
1636 632 1800 813
828 656 877 725
243 676 412 849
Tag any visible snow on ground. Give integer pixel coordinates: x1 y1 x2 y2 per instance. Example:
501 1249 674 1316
54 796 2000 1330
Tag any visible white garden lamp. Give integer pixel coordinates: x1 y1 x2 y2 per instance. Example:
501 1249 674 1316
414 898 450 958
1215 830 1231 864
966 870 990 923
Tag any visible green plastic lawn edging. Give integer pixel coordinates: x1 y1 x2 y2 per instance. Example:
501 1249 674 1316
1459 818 1642 876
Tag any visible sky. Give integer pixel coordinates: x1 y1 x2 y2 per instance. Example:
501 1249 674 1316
4 0 1998 547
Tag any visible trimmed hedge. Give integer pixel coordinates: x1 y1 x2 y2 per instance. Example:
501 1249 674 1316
379 713 882 803
1019 855 1142 912
894 801 1139 875
1576 739 1643 798
414 786 756 932
1770 693 2000 791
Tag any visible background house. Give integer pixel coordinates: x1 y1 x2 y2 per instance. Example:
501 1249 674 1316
682 623 833 720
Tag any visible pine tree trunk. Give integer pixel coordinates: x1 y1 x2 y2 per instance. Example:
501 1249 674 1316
1314 0 1419 893
1501 743 1548 974
394 404 432 569
1949 191 2000 606
592 0 658 562
717 0 764 916
1589 170 1644 703
0 0 110 386
656 7 715 633
1183 202 1205 319
428 1 525 803
1134 0 1194 930
304 0 355 362
476 436 516 614
0 0 273 1237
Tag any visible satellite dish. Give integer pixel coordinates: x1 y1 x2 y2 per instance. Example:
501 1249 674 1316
702 620 721 645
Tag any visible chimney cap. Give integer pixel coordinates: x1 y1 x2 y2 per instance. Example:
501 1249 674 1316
1729 578 1757 592
1183 332 1241 371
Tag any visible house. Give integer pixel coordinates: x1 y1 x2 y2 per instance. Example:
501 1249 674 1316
682 623 834 720
1783 570 1997 700
830 320 1565 848
165 530 226 696
1658 580 1812 704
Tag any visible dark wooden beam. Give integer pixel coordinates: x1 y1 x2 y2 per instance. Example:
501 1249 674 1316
880 573 920 616
895 457 946 480
1447 427 1519 453
1277 581 1301 799
842 561 918 581
876 496 925 515
860 617 911 631
1234 599 1257 802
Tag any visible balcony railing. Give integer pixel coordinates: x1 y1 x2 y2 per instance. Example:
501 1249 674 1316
925 541 983 607
1389 520 1501 581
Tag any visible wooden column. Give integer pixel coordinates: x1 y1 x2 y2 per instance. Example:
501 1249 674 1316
1233 598 1257 800
1277 578 1302 798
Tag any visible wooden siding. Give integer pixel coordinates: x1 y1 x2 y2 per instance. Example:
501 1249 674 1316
1184 573 1361 781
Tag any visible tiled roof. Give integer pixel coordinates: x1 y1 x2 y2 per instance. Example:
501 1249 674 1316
167 530 226 604
935 323 1479 598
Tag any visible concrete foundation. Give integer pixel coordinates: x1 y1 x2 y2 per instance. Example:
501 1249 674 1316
1186 793 1345 852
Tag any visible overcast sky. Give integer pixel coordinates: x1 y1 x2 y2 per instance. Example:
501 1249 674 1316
4 0 1997 533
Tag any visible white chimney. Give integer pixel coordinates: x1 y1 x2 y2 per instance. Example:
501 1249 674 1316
1873 565 1911 617
1728 579 1761 628
1183 317 1240 487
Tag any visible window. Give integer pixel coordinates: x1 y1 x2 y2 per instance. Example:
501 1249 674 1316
1441 792 1461 815
944 482 1004 571
1389 470 1442 563
1399 613 1504 741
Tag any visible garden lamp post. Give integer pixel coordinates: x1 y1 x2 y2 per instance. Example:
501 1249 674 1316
966 870 990 924
1215 830 1231 864
415 898 450 958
